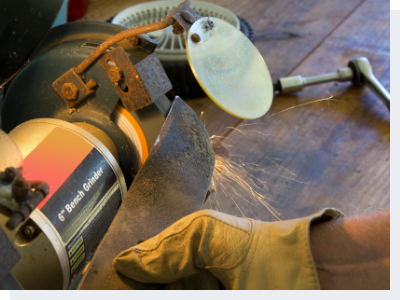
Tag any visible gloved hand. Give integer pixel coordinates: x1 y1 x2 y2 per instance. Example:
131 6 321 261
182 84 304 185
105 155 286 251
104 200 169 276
113 208 343 289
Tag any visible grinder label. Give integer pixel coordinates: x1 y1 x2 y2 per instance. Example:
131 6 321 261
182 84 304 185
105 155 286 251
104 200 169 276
23 127 117 243
22 126 125 289
40 148 117 242
66 183 122 288
23 127 93 209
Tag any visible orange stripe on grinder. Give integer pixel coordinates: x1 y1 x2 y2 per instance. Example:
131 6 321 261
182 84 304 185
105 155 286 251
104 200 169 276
115 105 149 166
23 127 93 209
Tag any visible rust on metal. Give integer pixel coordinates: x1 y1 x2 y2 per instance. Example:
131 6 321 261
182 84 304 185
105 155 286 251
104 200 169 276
52 68 96 107
191 33 201 43
86 79 97 90
172 24 185 35
74 18 174 75
99 46 172 111
51 1 201 107
168 0 201 33
128 35 141 47
181 10 196 24
61 82 78 100
108 66 123 83
204 18 216 31
78 97 215 290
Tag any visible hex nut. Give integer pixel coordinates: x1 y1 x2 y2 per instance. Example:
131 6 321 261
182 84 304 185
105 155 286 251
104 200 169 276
23 225 35 239
61 82 79 100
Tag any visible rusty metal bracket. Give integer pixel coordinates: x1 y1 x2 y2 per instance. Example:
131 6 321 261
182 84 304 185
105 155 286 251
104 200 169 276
52 68 97 108
99 46 172 111
50 1 200 108
168 0 201 34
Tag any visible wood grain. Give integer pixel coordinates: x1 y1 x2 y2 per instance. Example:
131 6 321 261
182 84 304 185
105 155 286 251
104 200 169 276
186 0 366 135
81 0 148 22
210 0 390 221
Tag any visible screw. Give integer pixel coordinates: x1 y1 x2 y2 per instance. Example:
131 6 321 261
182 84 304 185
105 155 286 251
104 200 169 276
191 33 201 43
86 79 97 90
61 82 79 100
108 66 123 83
23 225 35 238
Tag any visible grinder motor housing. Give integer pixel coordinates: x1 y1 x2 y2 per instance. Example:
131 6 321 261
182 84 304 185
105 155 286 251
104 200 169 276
0 21 176 289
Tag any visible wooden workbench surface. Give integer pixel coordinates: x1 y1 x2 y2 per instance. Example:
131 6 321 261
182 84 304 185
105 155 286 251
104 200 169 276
83 0 390 220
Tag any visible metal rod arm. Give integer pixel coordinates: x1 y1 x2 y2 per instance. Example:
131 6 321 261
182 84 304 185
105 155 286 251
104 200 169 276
74 18 175 75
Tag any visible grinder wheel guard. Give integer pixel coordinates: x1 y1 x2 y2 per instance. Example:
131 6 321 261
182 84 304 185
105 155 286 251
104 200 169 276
78 97 215 290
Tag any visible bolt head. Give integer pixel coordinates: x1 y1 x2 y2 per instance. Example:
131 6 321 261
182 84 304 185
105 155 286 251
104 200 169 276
181 10 196 24
128 36 141 47
61 83 79 100
108 66 123 82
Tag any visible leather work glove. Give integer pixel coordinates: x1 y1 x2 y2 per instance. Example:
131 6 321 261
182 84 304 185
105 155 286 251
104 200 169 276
113 208 343 289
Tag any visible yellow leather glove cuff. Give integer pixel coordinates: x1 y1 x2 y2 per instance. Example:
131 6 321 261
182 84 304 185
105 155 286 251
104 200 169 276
114 208 343 289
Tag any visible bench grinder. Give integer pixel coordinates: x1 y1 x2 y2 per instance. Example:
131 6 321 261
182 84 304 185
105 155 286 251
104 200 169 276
0 0 216 290
1 0 389 290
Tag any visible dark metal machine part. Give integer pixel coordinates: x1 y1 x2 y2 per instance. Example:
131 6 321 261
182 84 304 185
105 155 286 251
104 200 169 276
0 224 22 283
2 22 162 186
0 168 49 288
51 0 195 107
0 167 48 229
78 97 215 290
0 0 64 86
167 0 201 33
